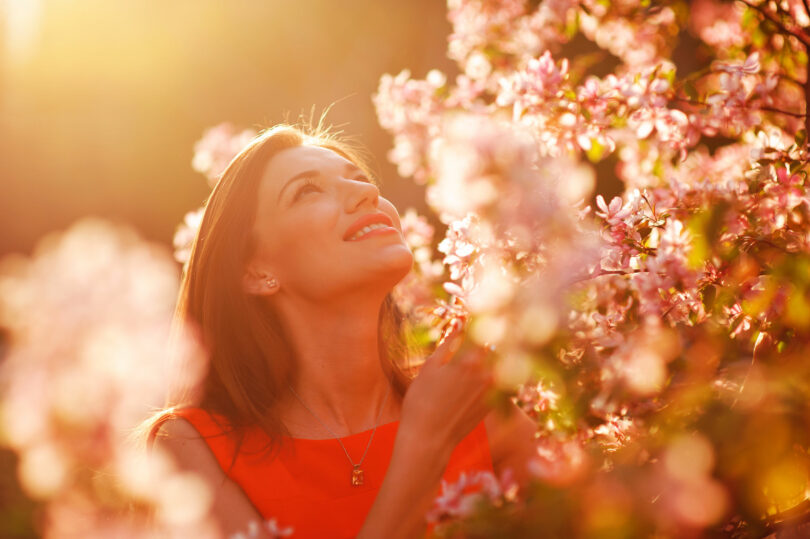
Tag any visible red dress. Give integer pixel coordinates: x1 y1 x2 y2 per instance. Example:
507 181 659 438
158 407 495 538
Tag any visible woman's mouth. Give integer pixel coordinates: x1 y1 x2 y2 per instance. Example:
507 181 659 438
346 223 397 241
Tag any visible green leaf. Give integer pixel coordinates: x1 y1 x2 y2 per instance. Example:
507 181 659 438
564 12 579 39
684 81 698 101
702 285 717 311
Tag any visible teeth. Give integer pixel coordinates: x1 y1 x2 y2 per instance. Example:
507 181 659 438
349 222 389 241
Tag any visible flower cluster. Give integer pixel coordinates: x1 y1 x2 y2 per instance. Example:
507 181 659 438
173 124 258 266
229 518 294 539
192 123 258 187
0 219 211 536
426 469 519 525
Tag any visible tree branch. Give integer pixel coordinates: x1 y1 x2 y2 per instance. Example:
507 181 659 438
805 42 810 134
736 0 810 46
571 269 645 284
673 97 807 119
778 73 807 89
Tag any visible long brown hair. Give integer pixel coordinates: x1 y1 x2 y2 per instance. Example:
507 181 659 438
143 122 415 459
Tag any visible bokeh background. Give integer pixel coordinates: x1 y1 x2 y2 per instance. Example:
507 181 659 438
0 0 456 261
0 1 455 535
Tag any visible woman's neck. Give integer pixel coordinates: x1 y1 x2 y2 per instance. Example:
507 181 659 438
271 292 402 438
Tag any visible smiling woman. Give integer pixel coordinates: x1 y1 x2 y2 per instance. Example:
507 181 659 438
140 123 536 539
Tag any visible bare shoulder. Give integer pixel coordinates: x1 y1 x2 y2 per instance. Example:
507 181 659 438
483 399 537 487
153 417 227 484
153 417 267 534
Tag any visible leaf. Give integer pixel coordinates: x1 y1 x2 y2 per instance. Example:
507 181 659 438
684 81 698 101
701 285 717 311
564 12 579 40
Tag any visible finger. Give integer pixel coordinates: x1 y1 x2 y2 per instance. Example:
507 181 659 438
422 327 464 371
454 344 488 367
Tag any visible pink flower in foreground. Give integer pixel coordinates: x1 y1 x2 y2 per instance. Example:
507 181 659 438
426 469 518 524
229 518 294 539
529 437 589 487
0 218 209 536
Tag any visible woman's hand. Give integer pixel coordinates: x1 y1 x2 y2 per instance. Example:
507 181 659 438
399 324 496 458
358 324 496 538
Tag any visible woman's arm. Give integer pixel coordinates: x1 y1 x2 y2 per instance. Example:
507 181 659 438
153 418 273 538
358 330 496 538
356 424 453 538
484 401 538 490
357 400 538 539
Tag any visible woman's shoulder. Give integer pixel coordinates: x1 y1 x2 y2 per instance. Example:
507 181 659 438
147 406 234 452
150 410 230 483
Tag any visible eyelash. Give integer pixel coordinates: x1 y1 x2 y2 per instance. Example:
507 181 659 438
292 176 372 201
293 179 320 200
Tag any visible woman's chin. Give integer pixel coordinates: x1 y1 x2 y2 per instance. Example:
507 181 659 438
364 249 415 290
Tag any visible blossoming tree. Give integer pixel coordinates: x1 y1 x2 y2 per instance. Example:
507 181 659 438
370 0 810 536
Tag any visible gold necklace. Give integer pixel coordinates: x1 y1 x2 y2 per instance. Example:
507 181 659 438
286 382 391 487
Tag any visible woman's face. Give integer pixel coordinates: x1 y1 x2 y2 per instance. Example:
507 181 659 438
246 144 414 301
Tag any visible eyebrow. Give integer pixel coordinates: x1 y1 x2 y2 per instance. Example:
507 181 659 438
277 162 364 203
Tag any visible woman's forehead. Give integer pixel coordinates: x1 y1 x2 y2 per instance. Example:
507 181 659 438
265 145 354 184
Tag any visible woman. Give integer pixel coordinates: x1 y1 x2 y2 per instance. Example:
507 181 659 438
148 123 537 538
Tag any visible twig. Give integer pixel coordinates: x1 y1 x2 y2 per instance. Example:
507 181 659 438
570 268 645 285
778 73 807 89
673 97 807 119
805 42 810 134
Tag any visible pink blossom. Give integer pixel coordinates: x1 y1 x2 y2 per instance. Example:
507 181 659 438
229 518 294 539
0 219 209 535
173 206 204 265
529 437 589 486
426 469 517 524
714 52 761 75
192 123 257 187
690 0 747 49
373 70 445 182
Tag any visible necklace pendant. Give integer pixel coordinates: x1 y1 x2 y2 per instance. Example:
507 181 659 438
351 465 364 486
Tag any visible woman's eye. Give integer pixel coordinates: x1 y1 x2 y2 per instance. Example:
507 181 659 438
293 181 320 200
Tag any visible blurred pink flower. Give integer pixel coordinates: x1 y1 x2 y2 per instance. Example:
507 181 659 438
173 206 205 266
0 218 209 536
426 468 518 524
192 123 257 187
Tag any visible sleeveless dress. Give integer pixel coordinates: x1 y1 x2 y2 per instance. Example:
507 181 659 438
156 407 495 538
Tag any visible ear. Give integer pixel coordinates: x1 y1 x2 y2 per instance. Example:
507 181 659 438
242 266 280 296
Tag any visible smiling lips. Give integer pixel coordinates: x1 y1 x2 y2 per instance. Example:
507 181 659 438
343 213 396 241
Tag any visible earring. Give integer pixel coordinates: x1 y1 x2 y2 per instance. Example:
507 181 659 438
266 278 278 288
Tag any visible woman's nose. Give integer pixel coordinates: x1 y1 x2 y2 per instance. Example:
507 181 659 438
344 178 380 212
